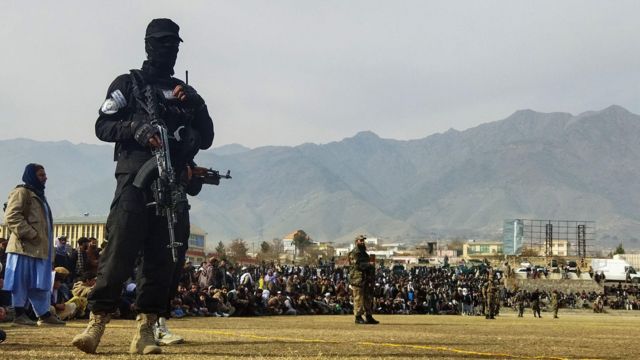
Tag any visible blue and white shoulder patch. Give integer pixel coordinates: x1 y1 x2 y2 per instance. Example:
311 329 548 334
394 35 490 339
100 89 127 115
111 90 127 108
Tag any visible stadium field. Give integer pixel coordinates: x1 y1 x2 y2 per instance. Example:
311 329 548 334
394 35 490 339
0 310 637 359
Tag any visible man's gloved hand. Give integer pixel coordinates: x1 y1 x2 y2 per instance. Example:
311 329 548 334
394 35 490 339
132 121 161 148
173 84 204 107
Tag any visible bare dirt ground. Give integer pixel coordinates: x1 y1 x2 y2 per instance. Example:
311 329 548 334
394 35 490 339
0 309 637 360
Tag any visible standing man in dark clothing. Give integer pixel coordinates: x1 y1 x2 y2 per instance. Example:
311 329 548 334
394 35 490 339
531 288 542 318
72 18 214 355
550 289 559 319
348 235 378 325
53 235 71 271
70 237 90 281
515 290 526 317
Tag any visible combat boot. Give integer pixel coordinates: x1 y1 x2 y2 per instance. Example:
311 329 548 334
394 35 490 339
72 312 111 354
355 315 366 324
130 313 162 354
365 315 379 324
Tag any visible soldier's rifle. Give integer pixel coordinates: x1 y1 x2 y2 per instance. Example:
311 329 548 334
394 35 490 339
132 84 184 262
132 76 231 262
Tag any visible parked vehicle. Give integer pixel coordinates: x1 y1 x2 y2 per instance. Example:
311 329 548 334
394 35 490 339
591 259 640 283
565 260 578 273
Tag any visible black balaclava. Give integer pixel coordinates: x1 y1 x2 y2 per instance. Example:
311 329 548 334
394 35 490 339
144 37 179 77
143 18 183 77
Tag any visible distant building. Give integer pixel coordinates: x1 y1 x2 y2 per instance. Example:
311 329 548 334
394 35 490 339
1 215 108 249
186 224 207 265
1 215 208 263
379 243 406 252
364 237 379 246
463 241 503 259
614 253 640 269
368 249 395 260
282 231 297 255
528 239 569 257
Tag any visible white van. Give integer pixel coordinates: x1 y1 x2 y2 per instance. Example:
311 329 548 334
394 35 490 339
591 259 640 283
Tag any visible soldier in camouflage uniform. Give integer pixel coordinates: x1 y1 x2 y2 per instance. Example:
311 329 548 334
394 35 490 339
550 289 559 319
348 235 378 325
484 273 496 319
515 290 525 317
531 288 542 318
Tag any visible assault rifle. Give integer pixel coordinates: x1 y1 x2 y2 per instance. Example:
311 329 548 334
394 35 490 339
132 82 231 262
192 168 232 185
132 84 185 262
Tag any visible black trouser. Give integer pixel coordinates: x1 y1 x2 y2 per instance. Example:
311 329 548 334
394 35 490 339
88 174 189 314
160 224 189 319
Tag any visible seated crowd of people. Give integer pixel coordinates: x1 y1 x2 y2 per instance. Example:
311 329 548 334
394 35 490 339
1 236 639 322
0 236 100 322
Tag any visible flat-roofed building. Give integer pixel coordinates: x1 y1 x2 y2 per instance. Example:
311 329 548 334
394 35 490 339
186 224 207 265
1 216 207 263
1 215 108 249
463 241 503 259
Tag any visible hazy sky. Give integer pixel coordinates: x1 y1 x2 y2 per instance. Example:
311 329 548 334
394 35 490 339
2 1 639 149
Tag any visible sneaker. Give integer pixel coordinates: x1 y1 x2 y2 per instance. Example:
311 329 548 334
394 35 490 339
57 303 77 321
37 315 66 326
13 314 37 326
221 312 230 317
154 317 184 346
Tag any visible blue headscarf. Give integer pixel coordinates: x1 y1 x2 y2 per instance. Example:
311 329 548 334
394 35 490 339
22 163 46 199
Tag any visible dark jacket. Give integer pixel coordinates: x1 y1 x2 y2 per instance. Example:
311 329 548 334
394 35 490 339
95 70 214 175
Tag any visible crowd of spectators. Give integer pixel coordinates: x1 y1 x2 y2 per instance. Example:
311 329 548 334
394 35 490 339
2 238 639 322
161 258 640 318
0 236 99 322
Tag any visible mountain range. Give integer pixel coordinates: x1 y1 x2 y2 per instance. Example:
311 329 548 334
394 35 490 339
1 105 639 251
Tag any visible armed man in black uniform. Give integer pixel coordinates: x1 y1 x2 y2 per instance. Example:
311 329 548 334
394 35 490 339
72 19 214 355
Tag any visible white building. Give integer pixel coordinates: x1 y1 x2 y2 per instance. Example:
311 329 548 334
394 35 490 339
282 238 296 254
364 237 379 246
614 254 640 269
335 247 351 256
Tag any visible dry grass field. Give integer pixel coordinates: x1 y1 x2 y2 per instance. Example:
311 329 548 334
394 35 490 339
0 310 638 360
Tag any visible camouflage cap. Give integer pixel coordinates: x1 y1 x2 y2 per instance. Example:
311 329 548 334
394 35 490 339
355 234 367 242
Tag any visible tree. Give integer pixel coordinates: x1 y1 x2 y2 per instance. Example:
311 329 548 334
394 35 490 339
260 241 272 254
215 241 227 259
446 238 465 254
228 238 249 260
520 247 540 257
293 229 312 259
613 243 625 255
